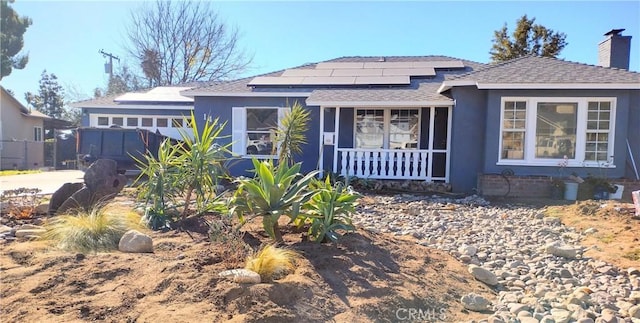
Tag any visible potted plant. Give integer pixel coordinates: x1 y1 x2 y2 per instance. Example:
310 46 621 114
584 176 617 200
550 178 565 200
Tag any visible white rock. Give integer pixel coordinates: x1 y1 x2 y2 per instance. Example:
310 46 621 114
218 268 261 284
18 224 44 230
551 308 573 323
460 293 491 312
598 308 618 323
0 225 12 234
630 291 640 303
468 264 499 286
543 217 561 225
584 228 598 234
15 228 46 238
118 230 153 253
458 244 478 257
546 243 580 259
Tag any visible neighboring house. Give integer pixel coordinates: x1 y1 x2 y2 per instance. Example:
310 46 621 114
0 86 50 170
73 86 195 140
181 29 639 194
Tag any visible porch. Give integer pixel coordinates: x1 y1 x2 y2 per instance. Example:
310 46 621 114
319 106 452 182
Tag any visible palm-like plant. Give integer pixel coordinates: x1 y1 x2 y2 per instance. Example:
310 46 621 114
273 101 310 166
232 158 318 243
301 177 359 242
133 112 230 229
132 138 183 229
175 112 230 217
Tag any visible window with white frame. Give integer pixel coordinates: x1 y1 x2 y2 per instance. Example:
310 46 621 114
499 97 616 166
232 107 287 157
355 108 420 149
34 127 43 142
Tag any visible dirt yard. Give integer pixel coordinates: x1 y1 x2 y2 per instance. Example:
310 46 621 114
546 200 640 269
0 211 494 323
1 194 638 322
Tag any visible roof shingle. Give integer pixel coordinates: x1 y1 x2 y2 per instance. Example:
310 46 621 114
448 55 640 84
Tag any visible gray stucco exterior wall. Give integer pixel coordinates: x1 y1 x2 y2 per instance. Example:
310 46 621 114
194 96 320 177
482 89 634 179
449 87 487 193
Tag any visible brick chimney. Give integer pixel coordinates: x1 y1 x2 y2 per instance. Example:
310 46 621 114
598 29 631 70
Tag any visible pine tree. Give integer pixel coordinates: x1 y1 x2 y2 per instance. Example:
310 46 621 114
490 15 567 62
1 0 32 79
25 70 66 119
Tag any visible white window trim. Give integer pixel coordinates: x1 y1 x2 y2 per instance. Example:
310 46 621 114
231 106 288 159
353 108 422 149
89 114 190 129
497 97 616 168
34 126 43 142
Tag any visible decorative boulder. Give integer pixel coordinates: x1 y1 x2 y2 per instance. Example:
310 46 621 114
55 159 127 214
48 182 84 215
119 230 153 253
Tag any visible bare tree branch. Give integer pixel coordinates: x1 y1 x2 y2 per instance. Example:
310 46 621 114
124 0 252 86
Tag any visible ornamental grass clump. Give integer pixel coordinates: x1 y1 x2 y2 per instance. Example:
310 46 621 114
245 244 299 282
42 205 145 253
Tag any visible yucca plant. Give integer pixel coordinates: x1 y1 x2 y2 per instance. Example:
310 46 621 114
272 101 310 166
174 112 231 217
133 112 230 228
232 158 318 243
300 176 360 243
42 204 145 253
245 244 299 282
132 139 183 229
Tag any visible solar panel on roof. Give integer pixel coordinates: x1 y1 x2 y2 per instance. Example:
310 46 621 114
330 69 384 77
382 68 435 76
299 76 356 85
248 76 305 85
315 62 365 69
354 76 409 85
281 69 333 77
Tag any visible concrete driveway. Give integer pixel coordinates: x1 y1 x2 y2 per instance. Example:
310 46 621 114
0 170 85 195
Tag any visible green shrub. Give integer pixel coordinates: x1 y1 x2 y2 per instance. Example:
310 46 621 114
299 177 359 242
232 158 317 243
42 205 144 253
133 112 230 229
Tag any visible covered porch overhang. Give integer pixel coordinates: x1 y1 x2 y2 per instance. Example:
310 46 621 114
309 94 454 182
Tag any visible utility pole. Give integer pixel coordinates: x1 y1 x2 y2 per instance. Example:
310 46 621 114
99 49 120 80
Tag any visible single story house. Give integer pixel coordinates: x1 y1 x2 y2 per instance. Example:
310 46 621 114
0 86 50 170
74 86 196 140
181 29 639 195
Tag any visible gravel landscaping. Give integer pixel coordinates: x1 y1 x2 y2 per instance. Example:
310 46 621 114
354 194 640 323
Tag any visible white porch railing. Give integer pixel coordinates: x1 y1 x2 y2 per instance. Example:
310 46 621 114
336 148 430 180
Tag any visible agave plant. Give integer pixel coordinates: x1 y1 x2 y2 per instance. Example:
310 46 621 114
300 176 360 243
232 158 318 243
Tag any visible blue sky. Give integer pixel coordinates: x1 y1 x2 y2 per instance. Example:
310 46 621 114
1 1 639 106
